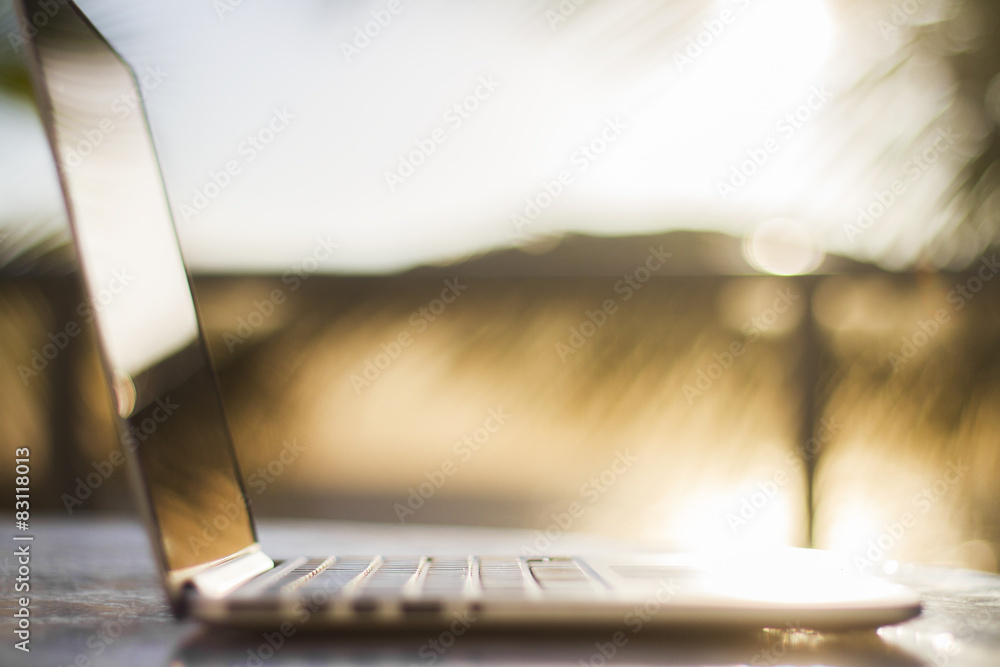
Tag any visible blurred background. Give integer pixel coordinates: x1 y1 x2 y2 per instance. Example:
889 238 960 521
1 0 999 572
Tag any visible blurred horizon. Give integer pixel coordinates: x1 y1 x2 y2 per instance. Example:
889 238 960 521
2 0 1000 576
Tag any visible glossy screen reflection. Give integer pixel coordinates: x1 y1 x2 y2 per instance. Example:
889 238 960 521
24 0 256 571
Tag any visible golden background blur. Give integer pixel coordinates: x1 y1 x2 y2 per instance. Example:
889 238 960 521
2 0 1000 575
2 236 998 573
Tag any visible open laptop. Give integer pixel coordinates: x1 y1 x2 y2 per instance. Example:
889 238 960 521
17 0 922 631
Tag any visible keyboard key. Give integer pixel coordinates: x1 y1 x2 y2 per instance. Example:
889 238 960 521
479 558 528 592
422 558 470 592
528 559 599 590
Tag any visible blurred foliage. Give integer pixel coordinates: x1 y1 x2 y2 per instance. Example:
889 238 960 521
0 64 31 98
924 0 1000 247
0 0 33 98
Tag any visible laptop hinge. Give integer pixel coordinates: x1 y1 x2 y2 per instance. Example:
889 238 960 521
177 546 275 600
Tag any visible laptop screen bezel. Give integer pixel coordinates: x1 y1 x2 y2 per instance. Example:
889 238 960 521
17 0 271 607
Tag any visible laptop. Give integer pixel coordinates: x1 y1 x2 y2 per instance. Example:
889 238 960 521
18 0 921 632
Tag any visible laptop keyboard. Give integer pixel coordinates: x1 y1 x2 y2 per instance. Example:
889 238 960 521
246 556 600 606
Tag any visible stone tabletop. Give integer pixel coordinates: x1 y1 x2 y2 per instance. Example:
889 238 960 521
1 515 999 666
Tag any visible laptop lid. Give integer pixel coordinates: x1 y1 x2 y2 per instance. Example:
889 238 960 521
17 0 271 605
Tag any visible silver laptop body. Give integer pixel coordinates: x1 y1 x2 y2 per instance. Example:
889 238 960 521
18 0 921 632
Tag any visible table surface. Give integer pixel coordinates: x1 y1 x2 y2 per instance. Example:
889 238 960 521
2 515 999 666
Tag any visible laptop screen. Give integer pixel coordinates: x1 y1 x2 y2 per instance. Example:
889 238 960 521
21 0 257 573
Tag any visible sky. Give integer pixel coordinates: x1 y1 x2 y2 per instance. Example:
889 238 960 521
0 0 994 274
